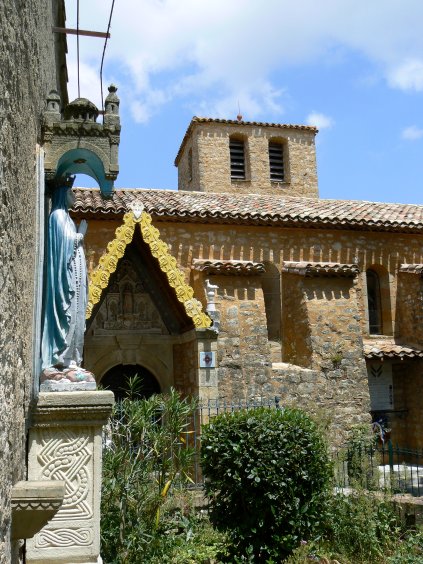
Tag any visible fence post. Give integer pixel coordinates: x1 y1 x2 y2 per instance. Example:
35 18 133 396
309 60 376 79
388 439 394 475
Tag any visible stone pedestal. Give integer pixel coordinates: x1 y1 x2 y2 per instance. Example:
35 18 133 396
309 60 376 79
26 391 114 564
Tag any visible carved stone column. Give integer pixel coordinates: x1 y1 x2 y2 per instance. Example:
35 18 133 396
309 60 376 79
26 391 114 564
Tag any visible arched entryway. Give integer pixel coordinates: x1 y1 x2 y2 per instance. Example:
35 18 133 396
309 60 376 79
100 364 161 401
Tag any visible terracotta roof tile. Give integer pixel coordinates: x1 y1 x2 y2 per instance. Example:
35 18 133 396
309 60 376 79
399 264 423 275
175 116 318 164
72 187 423 234
282 261 359 277
192 259 265 276
363 339 423 359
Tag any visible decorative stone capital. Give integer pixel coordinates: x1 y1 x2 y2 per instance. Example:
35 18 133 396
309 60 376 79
31 391 114 428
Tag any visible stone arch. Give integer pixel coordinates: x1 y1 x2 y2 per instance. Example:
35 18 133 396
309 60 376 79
100 363 161 400
86 346 172 393
54 145 113 195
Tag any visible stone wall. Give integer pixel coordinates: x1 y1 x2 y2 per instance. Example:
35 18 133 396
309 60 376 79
271 361 370 446
0 1 66 560
396 272 423 345
213 275 272 400
177 122 319 197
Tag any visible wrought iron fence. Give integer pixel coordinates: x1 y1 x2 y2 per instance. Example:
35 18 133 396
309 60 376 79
334 442 423 497
107 397 423 497
182 397 282 485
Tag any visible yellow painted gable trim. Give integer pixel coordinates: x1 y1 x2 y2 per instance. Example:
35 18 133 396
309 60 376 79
86 210 211 329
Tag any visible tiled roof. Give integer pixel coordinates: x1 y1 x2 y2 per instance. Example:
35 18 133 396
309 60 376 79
175 116 318 165
364 339 423 359
192 259 265 276
72 188 423 234
399 264 423 276
282 262 359 277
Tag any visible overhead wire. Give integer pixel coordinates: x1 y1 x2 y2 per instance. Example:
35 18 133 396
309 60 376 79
76 0 80 97
100 0 116 117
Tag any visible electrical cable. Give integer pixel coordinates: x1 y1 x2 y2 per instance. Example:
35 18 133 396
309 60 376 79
76 0 80 97
100 0 116 116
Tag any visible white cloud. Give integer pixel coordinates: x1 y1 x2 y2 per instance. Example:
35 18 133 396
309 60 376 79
401 125 423 140
65 0 423 122
388 59 423 91
306 112 334 130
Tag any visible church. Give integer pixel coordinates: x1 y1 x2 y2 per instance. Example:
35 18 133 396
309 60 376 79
72 115 423 449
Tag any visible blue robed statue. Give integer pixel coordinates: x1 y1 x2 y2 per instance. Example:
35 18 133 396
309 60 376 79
41 185 95 385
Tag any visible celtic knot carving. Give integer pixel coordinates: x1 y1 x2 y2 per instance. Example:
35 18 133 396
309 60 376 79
38 429 92 520
35 528 92 548
87 210 211 328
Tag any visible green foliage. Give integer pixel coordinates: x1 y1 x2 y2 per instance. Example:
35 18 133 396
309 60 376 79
100 382 198 563
160 508 228 563
344 423 380 489
323 491 401 562
201 407 332 561
387 529 423 563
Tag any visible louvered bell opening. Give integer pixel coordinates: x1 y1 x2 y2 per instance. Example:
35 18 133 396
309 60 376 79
230 139 245 180
269 142 284 181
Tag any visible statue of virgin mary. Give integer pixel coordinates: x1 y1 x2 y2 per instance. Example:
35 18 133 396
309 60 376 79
41 185 94 383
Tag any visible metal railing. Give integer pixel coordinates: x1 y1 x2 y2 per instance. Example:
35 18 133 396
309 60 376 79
182 397 282 485
107 398 423 497
334 441 423 497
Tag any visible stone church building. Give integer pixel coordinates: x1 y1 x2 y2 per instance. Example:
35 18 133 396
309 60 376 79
73 116 423 450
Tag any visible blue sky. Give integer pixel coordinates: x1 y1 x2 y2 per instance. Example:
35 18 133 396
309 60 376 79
65 0 423 204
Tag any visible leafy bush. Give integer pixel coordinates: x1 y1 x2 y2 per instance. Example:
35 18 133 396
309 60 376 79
387 529 423 563
201 407 332 561
324 491 401 563
101 383 197 563
344 424 380 489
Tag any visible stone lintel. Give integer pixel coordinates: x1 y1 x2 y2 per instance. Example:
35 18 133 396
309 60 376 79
399 264 423 276
192 259 265 276
31 391 114 428
11 480 65 540
282 261 359 278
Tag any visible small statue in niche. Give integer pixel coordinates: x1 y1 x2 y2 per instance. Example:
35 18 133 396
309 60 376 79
40 184 95 387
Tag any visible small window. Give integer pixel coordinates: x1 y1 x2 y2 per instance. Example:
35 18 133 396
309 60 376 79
269 141 284 181
230 138 245 180
367 269 382 334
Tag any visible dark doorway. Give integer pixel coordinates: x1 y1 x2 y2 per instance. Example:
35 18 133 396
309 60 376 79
100 364 161 401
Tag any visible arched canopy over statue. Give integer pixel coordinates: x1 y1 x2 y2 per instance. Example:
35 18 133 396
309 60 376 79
41 183 95 389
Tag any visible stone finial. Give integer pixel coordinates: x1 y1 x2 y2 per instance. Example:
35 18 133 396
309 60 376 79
44 90 62 127
104 84 120 127
105 84 119 114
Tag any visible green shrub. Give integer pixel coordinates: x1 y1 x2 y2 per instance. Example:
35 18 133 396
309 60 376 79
201 407 332 561
100 383 197 563
387 529 423 563
324 491 401 562
344 424 380 489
